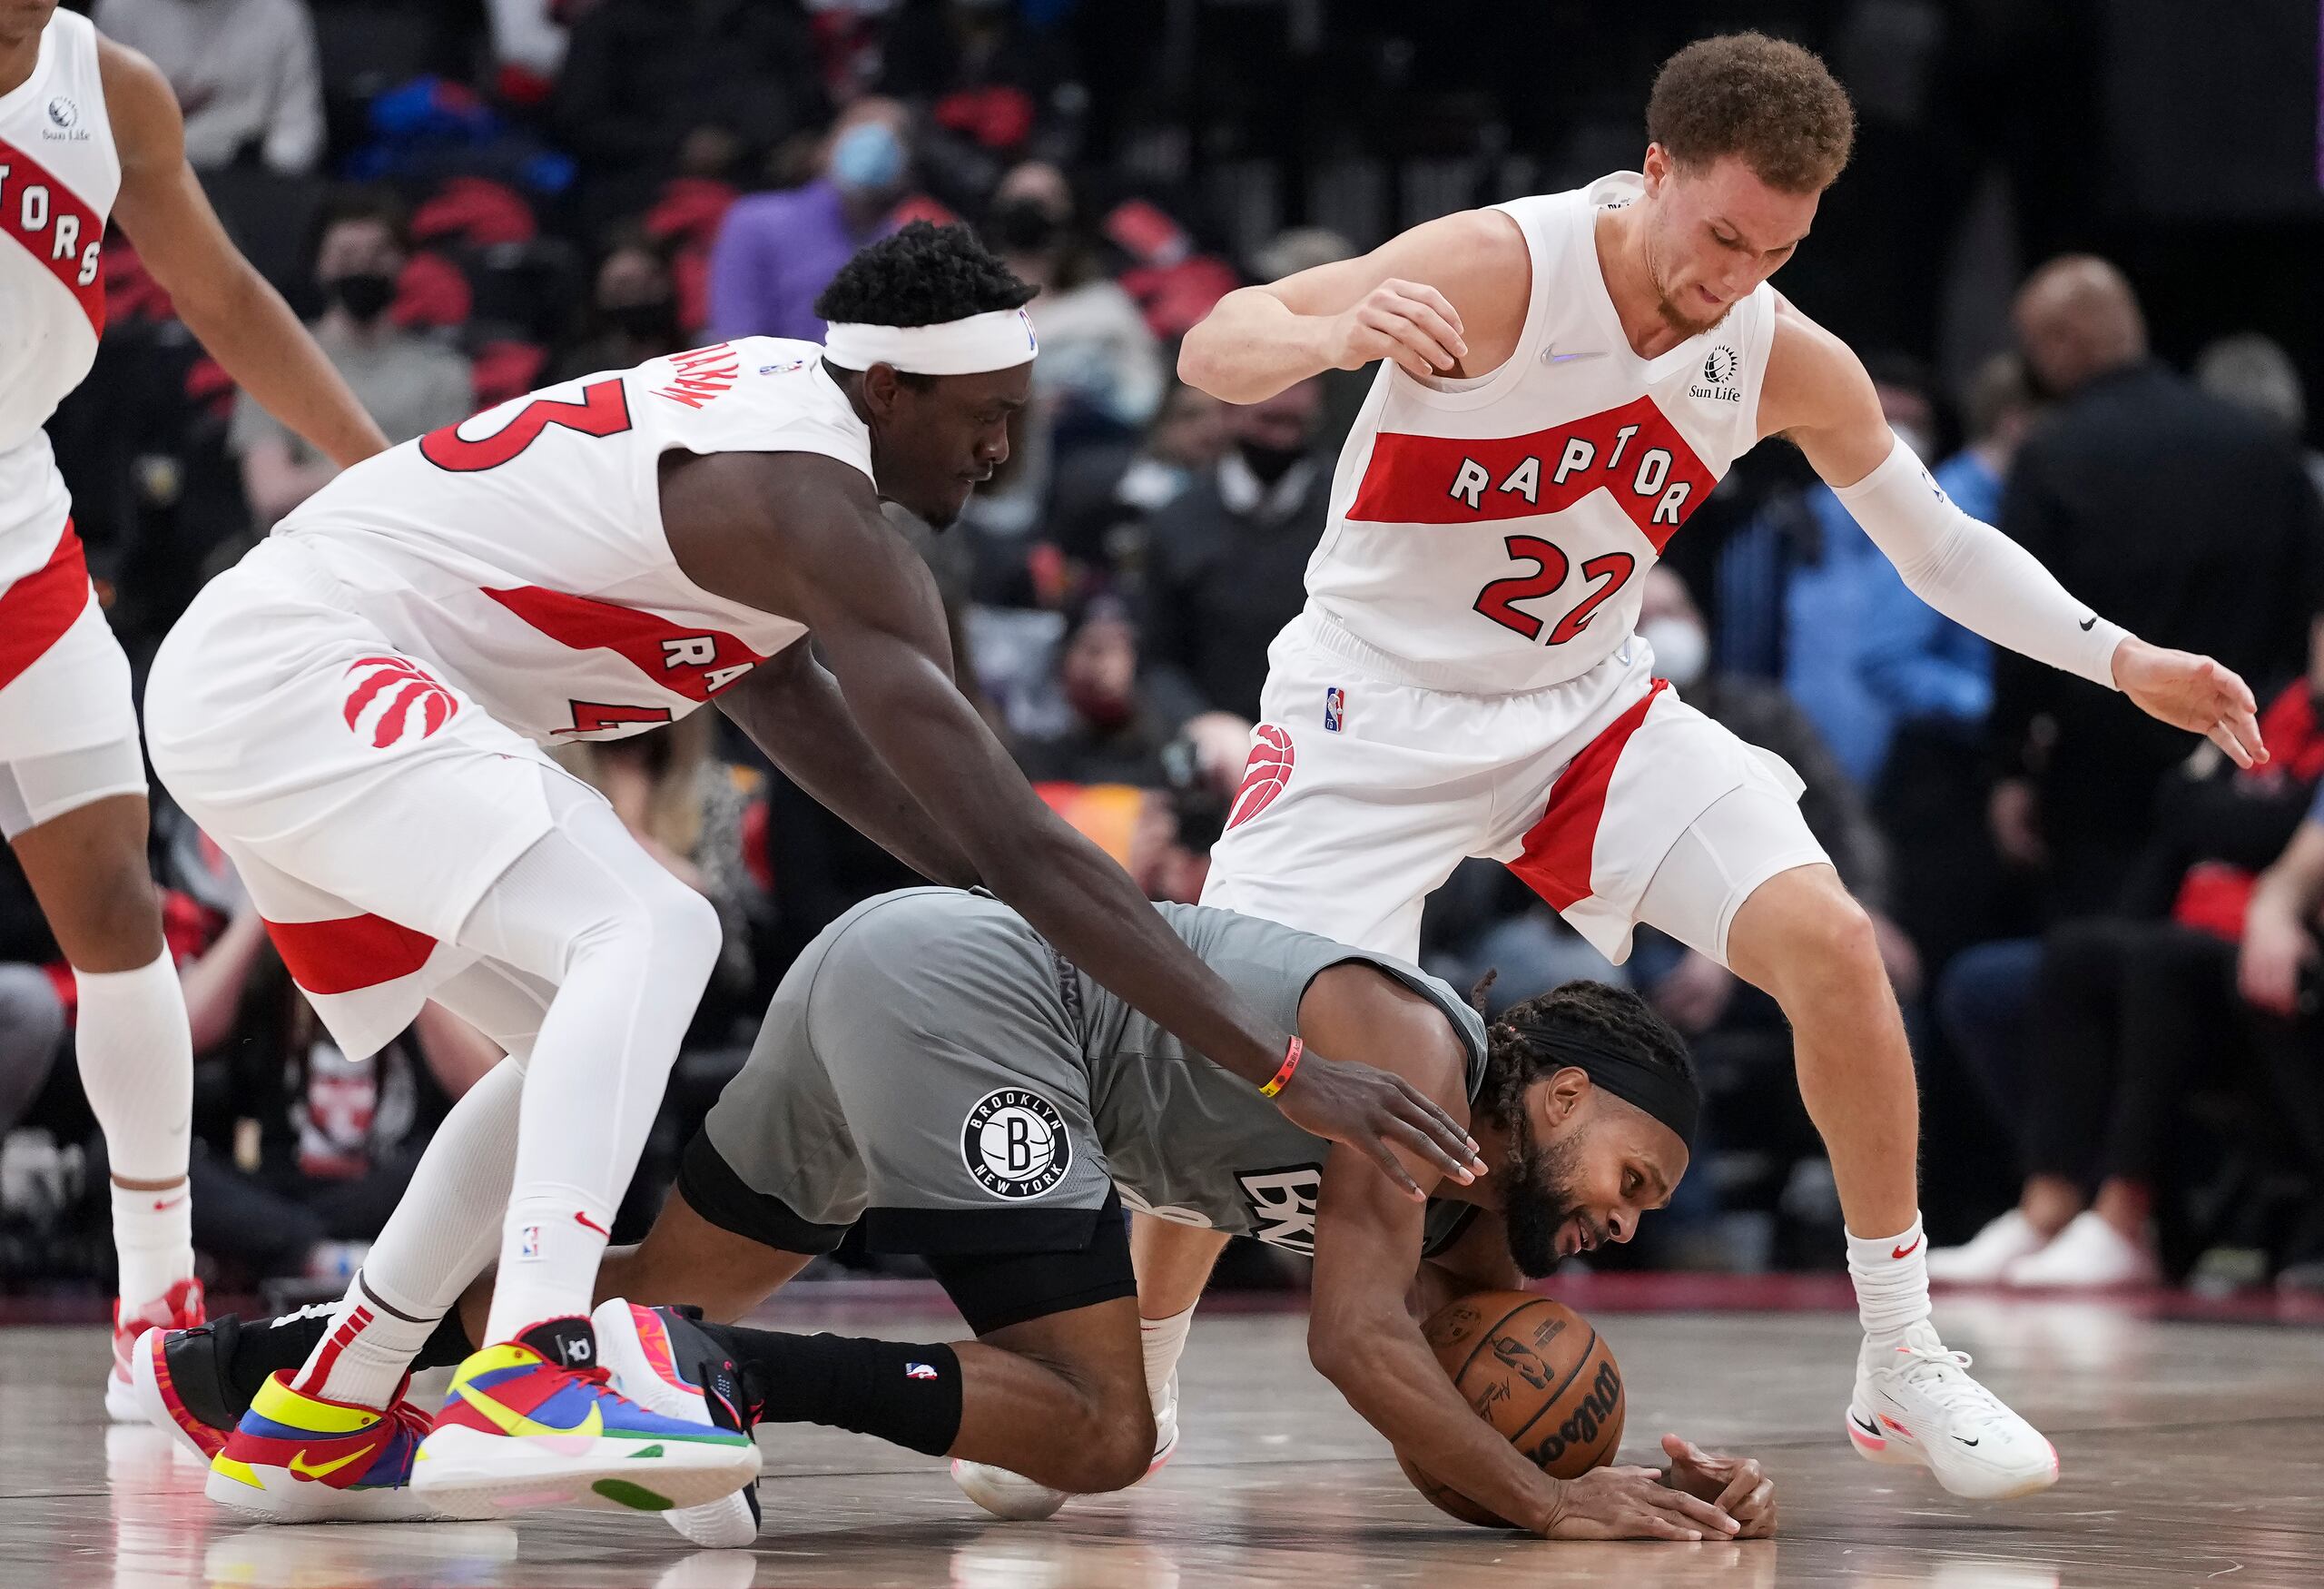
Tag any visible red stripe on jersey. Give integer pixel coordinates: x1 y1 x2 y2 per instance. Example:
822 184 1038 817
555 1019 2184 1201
481 585 768 702
0 134 106 335
1509 679 1669 910
0 519 91 693
263 913 437 996
1344 396 1714 551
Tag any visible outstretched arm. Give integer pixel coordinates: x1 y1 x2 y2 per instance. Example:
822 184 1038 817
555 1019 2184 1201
1762 300 2265 768
671 451 1483 1193
100 40 388 469
714 639 980 888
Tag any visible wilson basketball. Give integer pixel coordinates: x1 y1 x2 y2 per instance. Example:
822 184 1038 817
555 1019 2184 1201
1395 1292 1625 1527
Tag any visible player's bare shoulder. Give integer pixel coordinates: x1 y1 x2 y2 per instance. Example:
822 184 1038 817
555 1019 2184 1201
658 447 900 624
90 34 181 173
1296 962 1474 1124
1757 292 1881 447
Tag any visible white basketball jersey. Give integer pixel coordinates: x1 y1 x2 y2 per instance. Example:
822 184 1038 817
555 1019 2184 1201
271 339 869 743
1305 173 1777 694
0 8 117 585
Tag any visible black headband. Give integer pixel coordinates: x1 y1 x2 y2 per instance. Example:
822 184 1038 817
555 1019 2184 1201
1505 1022 1699 1149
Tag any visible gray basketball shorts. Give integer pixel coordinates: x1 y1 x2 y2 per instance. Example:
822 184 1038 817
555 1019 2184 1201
686 888 1122 1258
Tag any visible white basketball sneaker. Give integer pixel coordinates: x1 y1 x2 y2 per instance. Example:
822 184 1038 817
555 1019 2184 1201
1925 1211 2052 1285
2001 1211 2160 1289
950 1371 1180 1521
1846 1321 2059 1500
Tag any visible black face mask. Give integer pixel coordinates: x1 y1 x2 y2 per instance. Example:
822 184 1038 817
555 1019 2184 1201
605 298 677 341
324 271 397 324
1236 438 1307 486
988 197 1062 255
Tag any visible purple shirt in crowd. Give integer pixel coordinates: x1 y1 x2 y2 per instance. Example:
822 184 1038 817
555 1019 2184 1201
706 179 899 344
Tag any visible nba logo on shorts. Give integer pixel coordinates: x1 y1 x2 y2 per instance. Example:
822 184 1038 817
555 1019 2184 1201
1324 686 1344 733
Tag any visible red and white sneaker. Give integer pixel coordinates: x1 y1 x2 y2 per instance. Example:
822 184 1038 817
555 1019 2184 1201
1846 1321 2060 1500
108 1277 205 1424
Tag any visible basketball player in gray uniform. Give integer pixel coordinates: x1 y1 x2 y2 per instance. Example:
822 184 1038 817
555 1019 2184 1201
139 887 1775 1543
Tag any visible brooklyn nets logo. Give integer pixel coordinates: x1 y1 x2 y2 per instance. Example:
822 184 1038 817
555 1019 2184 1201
960 1088 1072 1199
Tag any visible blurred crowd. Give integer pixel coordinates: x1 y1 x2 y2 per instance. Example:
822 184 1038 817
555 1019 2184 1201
5 0 2324 1305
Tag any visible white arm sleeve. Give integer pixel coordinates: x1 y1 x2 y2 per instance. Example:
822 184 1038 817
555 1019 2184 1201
1832 435 2128 691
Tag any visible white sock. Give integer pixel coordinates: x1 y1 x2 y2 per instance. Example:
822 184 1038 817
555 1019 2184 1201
485 1189 614 1345
1846 1214 1933 1345
75 951 194 1304
110 1179 192 1309
293 1058 529 1406
1140 1305 1195 1407
294 1269 441 1411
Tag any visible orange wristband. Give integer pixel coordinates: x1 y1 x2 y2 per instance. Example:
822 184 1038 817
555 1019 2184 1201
1259 1036 1303 1098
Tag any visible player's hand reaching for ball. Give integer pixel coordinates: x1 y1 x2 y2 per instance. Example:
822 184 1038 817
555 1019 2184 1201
2113 639 2267 769
1659 1435 1777 1539
1270 1053 1486 1199
1325 280 1469 380
1539 1464 1742 1541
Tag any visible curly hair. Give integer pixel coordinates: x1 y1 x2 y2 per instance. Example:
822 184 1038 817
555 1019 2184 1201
1472 976 1697 1132
1646 32 1856 194
813 221 1039 329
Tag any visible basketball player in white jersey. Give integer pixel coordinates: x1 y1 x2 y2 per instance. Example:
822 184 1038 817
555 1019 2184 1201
1130 32 2266 1507
0 0 388 1415
140 222 1481 1522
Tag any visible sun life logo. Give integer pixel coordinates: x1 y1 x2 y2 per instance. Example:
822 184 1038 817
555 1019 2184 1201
1689 345 1742 403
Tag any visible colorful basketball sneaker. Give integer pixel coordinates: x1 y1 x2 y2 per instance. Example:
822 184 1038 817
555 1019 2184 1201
107 1276 205 1423
412 1318 761 1516
129 1320 240 1462
205 1371 446 1522
591 1300 762 1547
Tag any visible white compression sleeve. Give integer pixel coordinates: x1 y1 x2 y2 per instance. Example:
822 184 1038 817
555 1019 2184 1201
1831 436 2129 690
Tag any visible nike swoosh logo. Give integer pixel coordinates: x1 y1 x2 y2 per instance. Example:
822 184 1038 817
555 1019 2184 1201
1544 350 1602 364
576 1210 610 1238
1955 1436 1980 1447
1850 1414 1880 1436
2079 617 2097 631
289 1442 375 1481
1892 1237 1924 1260
456 1383 605 1441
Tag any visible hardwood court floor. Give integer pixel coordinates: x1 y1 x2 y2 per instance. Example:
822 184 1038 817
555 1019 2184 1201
3 1290 2319 1588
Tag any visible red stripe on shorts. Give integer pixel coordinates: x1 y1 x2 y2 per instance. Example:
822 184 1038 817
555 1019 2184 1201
263 913 438 996
1508 678 1669 910
0 520 91 694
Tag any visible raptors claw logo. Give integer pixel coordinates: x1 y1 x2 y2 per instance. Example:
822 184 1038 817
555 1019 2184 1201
342 656 459 748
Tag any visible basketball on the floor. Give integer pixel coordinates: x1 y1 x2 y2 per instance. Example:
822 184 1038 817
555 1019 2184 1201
1395 1291 1625 1527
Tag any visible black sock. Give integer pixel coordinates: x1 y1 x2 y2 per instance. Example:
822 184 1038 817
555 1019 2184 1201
701 1323 962 1457
419 1308 478 1370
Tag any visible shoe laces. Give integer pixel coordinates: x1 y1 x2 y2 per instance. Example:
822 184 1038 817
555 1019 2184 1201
1890 1338 2013 1425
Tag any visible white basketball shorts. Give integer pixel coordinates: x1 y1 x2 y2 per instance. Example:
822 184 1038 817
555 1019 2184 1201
0 515 147 836
144 536 604 1056
1200 607 1829 966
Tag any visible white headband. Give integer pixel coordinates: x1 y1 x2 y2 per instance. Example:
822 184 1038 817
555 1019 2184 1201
823 307 1039 375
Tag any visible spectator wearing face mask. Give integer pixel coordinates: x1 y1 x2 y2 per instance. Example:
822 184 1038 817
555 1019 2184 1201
1014 597 1176 788
553 232 687 384
1138 376 1332 730
230 190 475 529
987 161 1165 435
706 99 915 344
